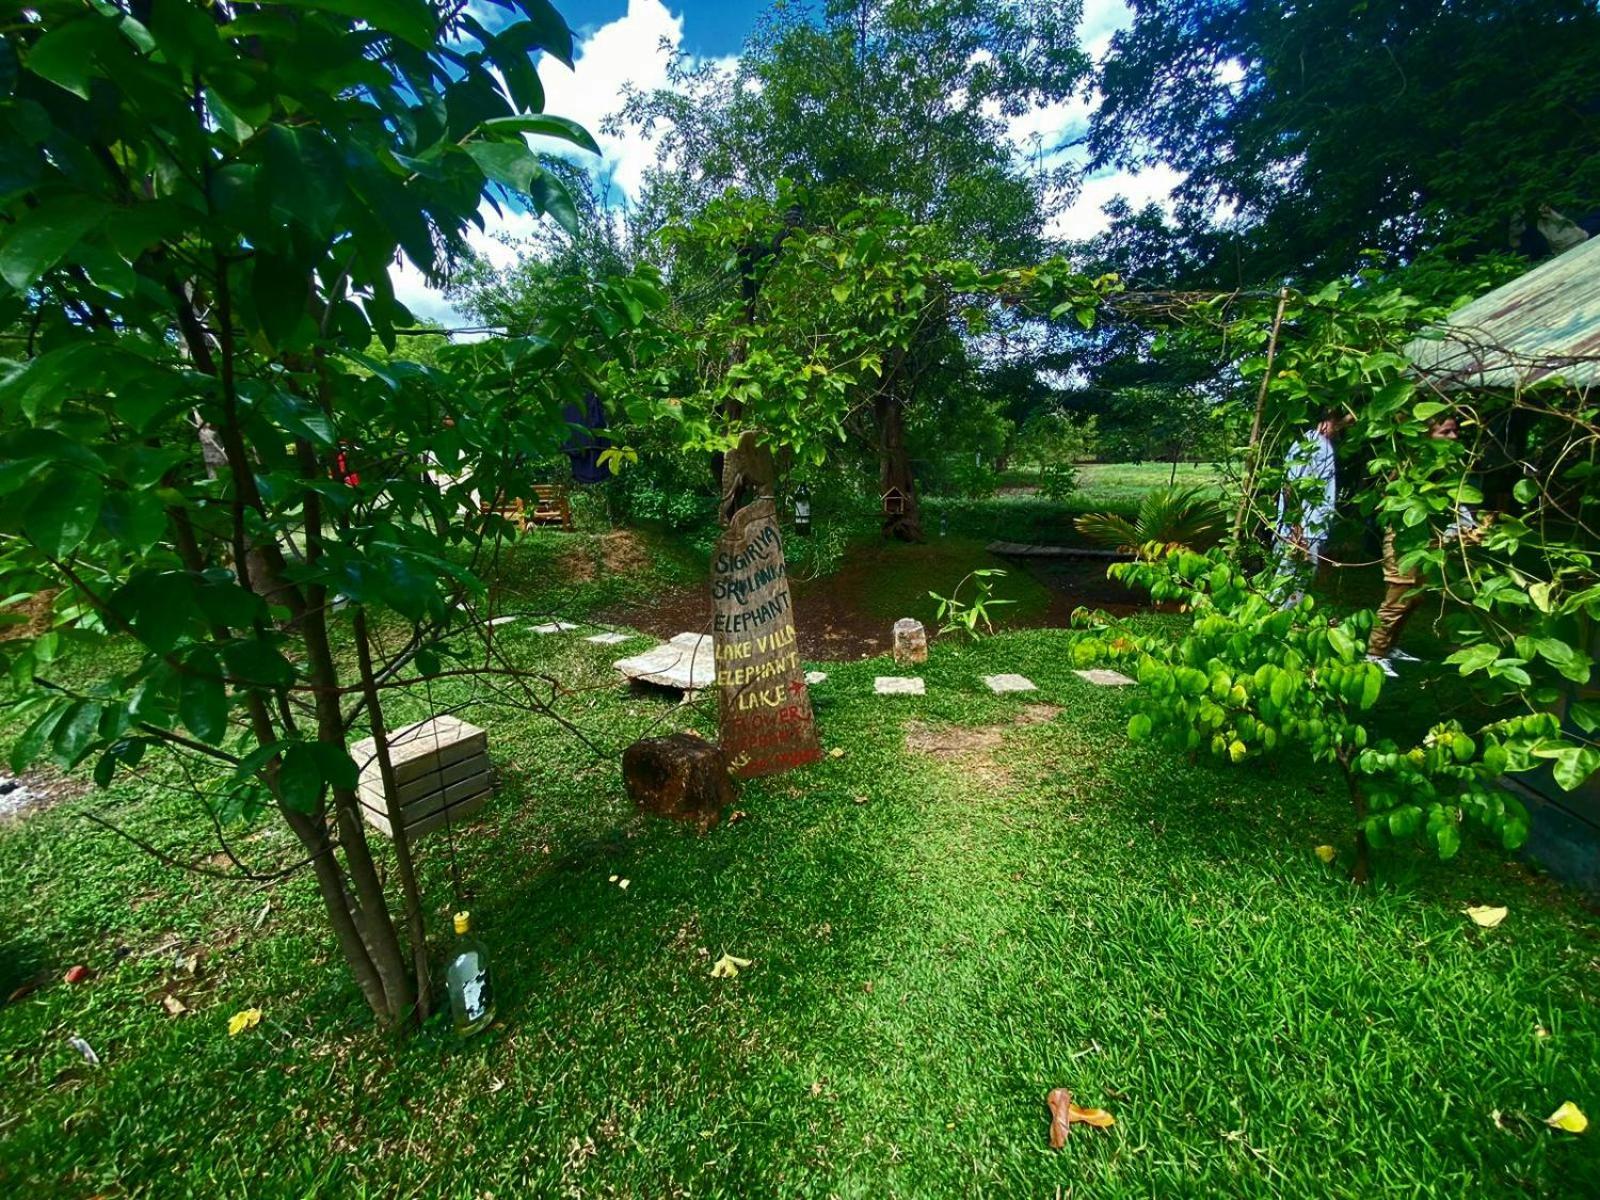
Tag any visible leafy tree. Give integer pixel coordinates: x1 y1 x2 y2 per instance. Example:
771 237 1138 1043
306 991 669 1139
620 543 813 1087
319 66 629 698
658 193 1111 539
1089 0 1600 282
620 0 1094 535
0 0 638 1028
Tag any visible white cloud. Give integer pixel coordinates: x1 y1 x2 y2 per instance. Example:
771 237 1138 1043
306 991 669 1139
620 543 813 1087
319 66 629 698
392 0 703 330
1047 162 1187 241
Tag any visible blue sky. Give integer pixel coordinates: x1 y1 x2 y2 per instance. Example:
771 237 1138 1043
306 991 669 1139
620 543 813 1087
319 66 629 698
557 0 769 57
402 0 1179 324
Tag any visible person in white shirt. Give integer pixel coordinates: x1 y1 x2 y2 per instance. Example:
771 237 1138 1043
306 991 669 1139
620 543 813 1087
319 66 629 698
1273 410 1354 608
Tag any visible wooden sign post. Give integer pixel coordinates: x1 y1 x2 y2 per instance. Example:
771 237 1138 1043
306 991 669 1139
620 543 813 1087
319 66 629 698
712 497 822 778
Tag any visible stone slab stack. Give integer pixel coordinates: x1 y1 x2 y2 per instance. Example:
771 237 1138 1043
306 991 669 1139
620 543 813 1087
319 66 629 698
350 715 491 840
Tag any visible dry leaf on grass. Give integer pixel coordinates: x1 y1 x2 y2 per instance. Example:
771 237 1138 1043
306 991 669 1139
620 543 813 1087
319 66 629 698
160 995 188 1017
1464 905 1508 929
227 1007 262 1036
828 747 845 759
710 954 752 979
1545 1102 1588 1133
1047 1088 1116 1147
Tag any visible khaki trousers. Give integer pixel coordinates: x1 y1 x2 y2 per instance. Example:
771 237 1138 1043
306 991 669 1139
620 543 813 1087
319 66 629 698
1368 530 1421 659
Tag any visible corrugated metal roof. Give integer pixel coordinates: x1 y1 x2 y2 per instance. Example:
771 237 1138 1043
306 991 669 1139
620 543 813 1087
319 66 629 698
1407 235 1600 389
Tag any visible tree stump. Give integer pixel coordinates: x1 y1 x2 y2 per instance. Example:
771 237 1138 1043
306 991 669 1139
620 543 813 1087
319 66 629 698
893 618 928 665
622 733 734 833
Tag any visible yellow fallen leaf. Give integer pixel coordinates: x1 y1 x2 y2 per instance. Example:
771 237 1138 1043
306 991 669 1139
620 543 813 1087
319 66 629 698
710 953 752 979
828 747 845 759
618 879 631 891
1314 844 1336 864
227 1007 262 1036
1069 1104 1115 1129
1545 1101 1588 1133
1464 905 1508 928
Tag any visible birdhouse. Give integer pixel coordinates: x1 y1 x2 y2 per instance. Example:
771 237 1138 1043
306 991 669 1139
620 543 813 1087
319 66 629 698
881 486 907 515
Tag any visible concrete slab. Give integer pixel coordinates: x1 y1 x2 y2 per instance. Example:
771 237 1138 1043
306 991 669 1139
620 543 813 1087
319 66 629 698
984 673 1037 694
874 676 926 696
484 616 517 627
1074 668 1134 686
585 631 632 645
530 620 578 634
616 633 714 692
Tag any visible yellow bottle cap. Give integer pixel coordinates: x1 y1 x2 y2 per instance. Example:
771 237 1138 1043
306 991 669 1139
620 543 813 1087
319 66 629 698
453 911 470 935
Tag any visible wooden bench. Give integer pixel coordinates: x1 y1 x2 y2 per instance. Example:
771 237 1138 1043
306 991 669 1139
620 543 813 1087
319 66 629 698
527 484 573 530
478 485 572 533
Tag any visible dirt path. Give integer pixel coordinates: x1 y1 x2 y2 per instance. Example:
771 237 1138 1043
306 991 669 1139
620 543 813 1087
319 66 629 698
596 542 1147 661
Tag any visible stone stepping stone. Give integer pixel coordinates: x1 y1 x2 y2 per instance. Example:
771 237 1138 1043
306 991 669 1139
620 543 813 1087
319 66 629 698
485 616 517 627
805 671 828 685
875 676 925 696
616 632 714 692
1074 668 1134 686
530 620 578 634
983 673 1037 694
585 632 632 645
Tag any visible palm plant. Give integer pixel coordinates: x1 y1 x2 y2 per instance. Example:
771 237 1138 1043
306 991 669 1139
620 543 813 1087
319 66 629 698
1075 485 1230 553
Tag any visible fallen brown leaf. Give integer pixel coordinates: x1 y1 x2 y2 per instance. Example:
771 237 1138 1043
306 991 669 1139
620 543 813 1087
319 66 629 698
1047 1087 1116 1147
160 994 188 1017
1047 1088 1073 1148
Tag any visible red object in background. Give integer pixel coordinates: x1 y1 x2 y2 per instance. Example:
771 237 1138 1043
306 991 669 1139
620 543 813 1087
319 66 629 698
64 965 89 985
334 449 360 486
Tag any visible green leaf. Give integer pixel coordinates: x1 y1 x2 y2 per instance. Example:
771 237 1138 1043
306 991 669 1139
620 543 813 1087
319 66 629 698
51 700 103 768
1127 713 1153 741
275 0 436 49
0 195 108 292
465 141 539 192
100 490 167 553
277 744 324 812
1553 746 1600 792
250 252 312 350
12 704 68 773
221 638 297 688
21 18 110 99
1445 643 1498 675
308 741 359 790
25 471 104 557
496 0 575 69
529 168 579 235
481 114 600 156
178 660 228 744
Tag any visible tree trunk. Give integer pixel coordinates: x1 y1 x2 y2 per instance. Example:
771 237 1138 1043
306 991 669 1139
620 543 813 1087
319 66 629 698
1344 759 1371 886
353 608 434 1021
876 388 923 542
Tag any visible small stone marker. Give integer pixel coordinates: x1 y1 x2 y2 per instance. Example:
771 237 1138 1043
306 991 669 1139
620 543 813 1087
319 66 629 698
586 631 631 645
1074 668 1134 686
984 673 1037 694
875 676 926 696
530 620 578 634
350 715 491 840
622 732 733 834
805 670 827 685
615 632 714 692
893 618 928 665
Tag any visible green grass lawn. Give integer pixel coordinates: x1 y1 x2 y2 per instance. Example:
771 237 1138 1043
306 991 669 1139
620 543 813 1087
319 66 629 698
2 544 1596 1195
